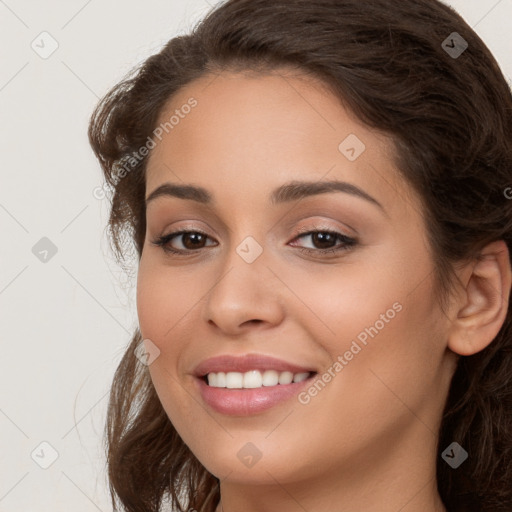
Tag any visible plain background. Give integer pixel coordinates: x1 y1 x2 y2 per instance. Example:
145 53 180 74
0 1 511 510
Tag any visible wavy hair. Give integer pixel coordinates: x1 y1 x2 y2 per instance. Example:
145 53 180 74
88 0 512 510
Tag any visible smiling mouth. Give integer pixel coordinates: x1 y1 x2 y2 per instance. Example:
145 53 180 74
201 369 318 389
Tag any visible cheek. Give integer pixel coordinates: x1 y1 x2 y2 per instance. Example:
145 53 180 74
136 263 198 420
136 260 201 344
285 260 406 345
289 250 441 393
136 263 166 342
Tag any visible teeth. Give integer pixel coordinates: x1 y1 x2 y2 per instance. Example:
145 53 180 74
293 372 310 383
279 371 293 385
206 370 312 388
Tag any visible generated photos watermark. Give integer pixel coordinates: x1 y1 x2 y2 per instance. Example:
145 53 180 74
298 301 403 405
93 97 198 200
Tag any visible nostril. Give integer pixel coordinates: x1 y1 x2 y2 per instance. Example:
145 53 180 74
248 319 263 325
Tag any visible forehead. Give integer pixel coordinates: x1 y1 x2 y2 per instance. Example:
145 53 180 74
145 69 412 216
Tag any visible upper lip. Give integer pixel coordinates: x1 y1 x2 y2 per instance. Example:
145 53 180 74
193 354 317 377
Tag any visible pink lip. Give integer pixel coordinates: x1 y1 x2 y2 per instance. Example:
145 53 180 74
193 353 316 377
192 353 317 416
195 375 315 416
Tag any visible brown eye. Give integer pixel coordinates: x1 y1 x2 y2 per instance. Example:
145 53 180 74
290 229 357 256
309 232 338 249
180 232 208 249
152 230 217 255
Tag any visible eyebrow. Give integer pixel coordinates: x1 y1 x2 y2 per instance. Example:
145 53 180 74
145 180 385 213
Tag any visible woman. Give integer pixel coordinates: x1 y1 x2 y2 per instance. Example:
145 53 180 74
88 0 512 511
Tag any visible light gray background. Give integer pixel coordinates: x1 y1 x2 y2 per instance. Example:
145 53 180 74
0 1 511 511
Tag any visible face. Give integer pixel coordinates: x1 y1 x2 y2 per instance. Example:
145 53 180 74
136 69 457 487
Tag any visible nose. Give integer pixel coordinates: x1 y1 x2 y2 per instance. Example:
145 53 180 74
201 245 286 335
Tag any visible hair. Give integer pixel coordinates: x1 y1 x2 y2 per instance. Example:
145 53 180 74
88 0 512 511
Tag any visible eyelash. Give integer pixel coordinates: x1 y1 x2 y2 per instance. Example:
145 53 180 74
151 226 357 258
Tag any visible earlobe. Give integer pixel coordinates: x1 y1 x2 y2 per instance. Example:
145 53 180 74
447 240 512 357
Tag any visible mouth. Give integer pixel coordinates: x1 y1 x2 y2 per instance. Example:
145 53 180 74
192 353 319 415
195 370 318 416
200 369 318 389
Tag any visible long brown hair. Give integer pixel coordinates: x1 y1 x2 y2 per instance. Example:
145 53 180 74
88 1 512 510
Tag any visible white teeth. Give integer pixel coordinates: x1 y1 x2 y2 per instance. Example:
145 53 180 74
242 370 262 388
207 372 226 387
278 371 293 385
293 372 310 383
206 369 313 388
207 373 217 387
226 372 243 388
262 370 279 386
216 372 226 387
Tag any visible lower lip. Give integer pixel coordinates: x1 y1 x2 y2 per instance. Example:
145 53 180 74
195 375 315 416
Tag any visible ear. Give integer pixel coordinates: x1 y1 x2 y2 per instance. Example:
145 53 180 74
447 240 512 356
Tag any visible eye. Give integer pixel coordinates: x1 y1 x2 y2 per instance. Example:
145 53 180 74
290 228 357 256
151 230 217 254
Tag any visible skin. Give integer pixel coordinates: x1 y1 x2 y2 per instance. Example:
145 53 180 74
136 68 511 512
